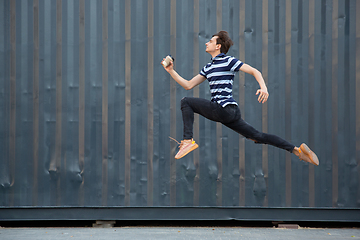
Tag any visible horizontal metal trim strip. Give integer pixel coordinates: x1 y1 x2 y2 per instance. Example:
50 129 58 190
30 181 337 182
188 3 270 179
1 207 359 222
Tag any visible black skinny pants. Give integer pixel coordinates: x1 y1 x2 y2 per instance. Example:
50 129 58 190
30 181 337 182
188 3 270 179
181 97 295 153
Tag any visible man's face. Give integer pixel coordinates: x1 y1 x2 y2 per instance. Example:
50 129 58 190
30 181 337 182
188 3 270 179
205 36 220 54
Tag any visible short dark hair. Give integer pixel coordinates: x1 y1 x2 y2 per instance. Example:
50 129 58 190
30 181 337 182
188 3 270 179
213 31 233 54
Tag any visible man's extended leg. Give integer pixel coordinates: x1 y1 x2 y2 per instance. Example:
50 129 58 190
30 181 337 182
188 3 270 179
224 107 319 165
224 109 295 152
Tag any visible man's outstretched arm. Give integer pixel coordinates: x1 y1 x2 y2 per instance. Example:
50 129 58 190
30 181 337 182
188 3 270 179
163 60 206 90
240 63 269 103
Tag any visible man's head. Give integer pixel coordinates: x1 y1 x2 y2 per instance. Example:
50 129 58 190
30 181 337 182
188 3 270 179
212 31 233 54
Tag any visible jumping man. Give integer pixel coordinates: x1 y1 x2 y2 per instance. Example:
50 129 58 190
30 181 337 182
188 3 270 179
162 31 319 166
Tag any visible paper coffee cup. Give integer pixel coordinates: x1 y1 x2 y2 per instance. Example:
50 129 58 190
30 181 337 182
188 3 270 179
162 55 174 67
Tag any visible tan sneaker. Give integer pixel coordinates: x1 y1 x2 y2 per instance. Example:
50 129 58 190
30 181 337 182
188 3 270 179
298 143 319 166
174 139 198 159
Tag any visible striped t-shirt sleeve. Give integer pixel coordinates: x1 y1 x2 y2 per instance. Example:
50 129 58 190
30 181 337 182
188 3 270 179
230 58 243 72
199 65 208 77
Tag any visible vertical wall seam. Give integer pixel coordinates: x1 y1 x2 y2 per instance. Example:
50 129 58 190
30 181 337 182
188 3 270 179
285 0 292 207
9 0 16 206
147 0 154 206
55 0 63 206
356 0 360 207
101 0 108 206
332 0 339 208
262 0 269 207
32 0 39 207
193 0 200 207
239 0 245 207
170 0 177 207
124 0 131 207
216 0 223 207
308 0 315 208
78 0 85 206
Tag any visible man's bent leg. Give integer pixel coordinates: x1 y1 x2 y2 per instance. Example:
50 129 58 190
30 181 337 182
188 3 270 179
181 97 224 139
177 97 220 159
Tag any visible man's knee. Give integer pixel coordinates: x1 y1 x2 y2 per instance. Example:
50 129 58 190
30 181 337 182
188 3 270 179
181 97 189 107
249 132 265 144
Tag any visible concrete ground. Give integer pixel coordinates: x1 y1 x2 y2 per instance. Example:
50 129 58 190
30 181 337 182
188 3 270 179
1 225 360 240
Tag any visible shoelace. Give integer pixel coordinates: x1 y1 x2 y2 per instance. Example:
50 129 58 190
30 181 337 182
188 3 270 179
299 149 308 161
169 136 181 145
169 137 186 150
170 136 196 151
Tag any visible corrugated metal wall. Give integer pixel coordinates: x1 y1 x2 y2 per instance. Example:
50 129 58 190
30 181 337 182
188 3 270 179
0 0 359 219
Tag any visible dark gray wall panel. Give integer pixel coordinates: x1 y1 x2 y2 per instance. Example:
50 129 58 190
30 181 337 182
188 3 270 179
0 0 359 221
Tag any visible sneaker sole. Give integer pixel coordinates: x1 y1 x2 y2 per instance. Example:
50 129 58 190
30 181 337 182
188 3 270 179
175 144 199 159
300 143 319 166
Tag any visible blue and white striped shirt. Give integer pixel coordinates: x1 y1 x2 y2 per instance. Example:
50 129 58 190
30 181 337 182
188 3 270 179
200 53 244 107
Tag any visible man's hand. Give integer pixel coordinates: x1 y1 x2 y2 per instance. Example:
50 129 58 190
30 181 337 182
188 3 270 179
256 88 269 103
162 58 174 72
